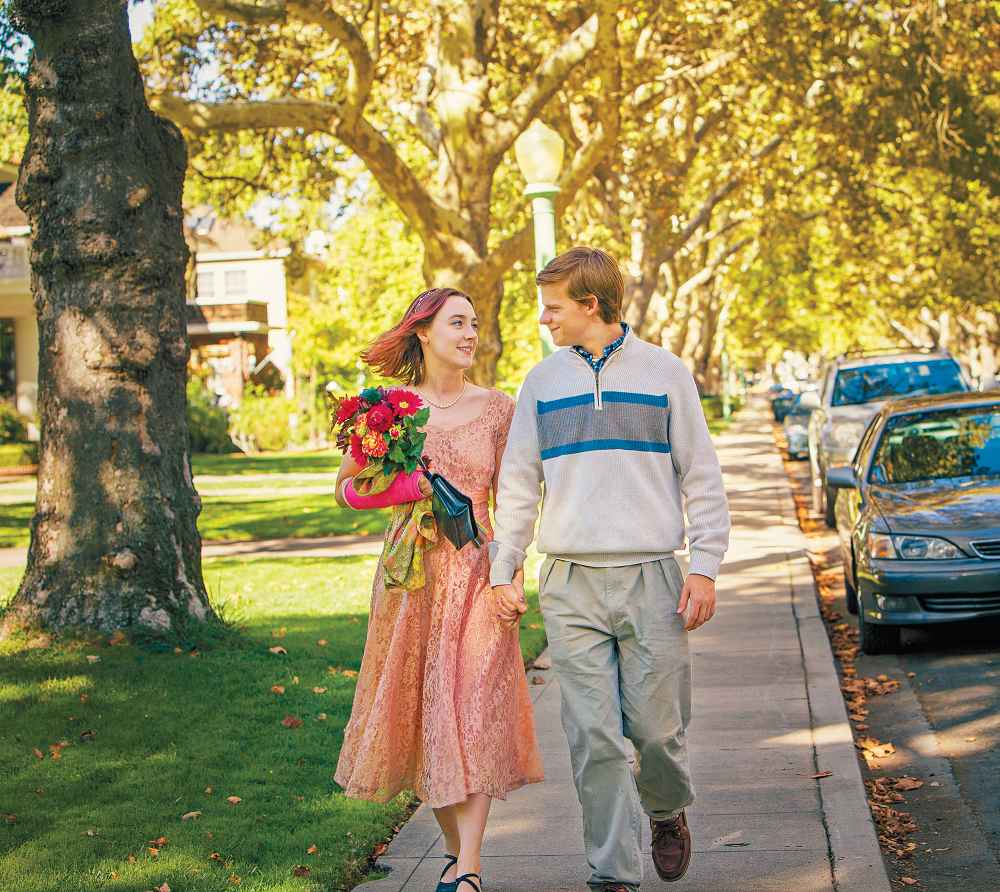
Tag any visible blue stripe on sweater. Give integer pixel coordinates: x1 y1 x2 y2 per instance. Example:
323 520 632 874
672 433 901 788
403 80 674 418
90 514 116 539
537 391 669 414
537 393 593 415
603 391 669 408
541 439 672 460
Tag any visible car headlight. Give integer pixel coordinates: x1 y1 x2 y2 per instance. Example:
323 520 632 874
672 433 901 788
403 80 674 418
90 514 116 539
868 533 964 560
830 422 867 450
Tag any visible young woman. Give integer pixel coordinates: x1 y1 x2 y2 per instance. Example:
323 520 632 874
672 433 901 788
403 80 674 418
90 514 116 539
333 288 543 892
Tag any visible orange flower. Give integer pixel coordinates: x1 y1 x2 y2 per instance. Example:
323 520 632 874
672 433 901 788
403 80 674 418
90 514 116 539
361 432 388 458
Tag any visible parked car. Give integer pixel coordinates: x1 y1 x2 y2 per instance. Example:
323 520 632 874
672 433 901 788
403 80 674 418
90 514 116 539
827 391 1000 654
783 391 819 459
771 387 797 421
808 350 969 527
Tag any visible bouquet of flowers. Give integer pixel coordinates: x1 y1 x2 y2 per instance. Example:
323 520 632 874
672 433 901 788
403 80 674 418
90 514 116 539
330 385 430 474
328 385 435 592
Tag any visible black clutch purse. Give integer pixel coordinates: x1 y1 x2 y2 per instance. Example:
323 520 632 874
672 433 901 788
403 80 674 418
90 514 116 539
420 458 483 551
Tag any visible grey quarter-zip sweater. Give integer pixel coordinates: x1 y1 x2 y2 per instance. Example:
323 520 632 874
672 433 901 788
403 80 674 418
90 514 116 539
489 328 731 586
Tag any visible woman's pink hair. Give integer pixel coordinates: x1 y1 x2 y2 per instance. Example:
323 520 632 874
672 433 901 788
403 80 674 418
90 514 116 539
362 287 474 384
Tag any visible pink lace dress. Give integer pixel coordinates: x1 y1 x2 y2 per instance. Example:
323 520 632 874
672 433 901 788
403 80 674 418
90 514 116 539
334 389 544 807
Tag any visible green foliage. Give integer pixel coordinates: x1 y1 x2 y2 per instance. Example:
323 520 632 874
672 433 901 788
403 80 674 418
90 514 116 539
229 384 295 453
0 441 35 467
0 401 28 443
185 377 235 455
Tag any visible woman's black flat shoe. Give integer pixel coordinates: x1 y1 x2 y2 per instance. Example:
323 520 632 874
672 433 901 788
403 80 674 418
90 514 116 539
435 854 459 892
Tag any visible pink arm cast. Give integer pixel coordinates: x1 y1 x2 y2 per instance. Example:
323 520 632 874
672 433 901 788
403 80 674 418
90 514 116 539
343 470 426 509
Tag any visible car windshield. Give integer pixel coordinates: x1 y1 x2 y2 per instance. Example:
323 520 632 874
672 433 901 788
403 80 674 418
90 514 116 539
871 405 1000 484
831 359 965 407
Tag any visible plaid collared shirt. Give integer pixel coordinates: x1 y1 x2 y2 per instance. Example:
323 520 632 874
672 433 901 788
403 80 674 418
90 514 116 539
572 322 630 374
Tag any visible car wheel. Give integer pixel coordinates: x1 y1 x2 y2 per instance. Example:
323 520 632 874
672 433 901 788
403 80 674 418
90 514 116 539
844 570 859 615
858 610 900 655
823 484 837 529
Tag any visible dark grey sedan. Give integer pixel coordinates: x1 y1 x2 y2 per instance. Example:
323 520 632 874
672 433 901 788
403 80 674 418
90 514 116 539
827 391 1000 654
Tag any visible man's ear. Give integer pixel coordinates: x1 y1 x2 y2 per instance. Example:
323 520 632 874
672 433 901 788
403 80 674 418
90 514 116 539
584 295 600 316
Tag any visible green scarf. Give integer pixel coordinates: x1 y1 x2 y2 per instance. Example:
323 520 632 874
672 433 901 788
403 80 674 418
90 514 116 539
351 464 437 592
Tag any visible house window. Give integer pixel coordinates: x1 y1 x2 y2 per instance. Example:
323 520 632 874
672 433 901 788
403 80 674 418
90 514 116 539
225 270 248 297
0 318 14 400
196 271 215 300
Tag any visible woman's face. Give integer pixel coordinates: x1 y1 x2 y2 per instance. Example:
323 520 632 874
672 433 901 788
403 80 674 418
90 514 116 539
419 295 478 372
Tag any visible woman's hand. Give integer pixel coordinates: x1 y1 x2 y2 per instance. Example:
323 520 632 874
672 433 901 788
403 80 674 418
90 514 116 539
494 567 527 629
418 474 433 497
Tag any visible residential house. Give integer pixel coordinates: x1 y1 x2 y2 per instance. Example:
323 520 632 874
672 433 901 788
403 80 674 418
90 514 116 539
0 176 293 431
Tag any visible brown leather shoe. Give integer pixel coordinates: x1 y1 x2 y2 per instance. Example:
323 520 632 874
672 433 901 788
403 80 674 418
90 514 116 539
650 811 692 882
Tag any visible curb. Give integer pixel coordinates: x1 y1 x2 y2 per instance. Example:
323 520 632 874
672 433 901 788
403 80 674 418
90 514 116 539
775 474 892 892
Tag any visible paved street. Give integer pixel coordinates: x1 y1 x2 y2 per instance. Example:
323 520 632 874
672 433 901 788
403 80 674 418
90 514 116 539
352 403 888 892
783 454 1000 890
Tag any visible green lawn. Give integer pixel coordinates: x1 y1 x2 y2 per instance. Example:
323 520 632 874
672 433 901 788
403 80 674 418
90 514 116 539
0 451 388 549
0 553 548 892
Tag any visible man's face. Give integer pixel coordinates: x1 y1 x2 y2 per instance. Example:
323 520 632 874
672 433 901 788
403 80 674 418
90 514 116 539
539 280 598 347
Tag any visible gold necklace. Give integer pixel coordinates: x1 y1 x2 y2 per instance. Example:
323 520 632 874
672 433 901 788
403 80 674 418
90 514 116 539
421 380 467 410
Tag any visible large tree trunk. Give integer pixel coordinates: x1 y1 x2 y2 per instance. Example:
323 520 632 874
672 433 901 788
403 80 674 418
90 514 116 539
1 0 213 638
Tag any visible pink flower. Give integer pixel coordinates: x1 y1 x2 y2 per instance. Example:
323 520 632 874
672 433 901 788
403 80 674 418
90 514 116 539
366 402 394 433
361 432 388 458
387 389 422 418
349 435 367 466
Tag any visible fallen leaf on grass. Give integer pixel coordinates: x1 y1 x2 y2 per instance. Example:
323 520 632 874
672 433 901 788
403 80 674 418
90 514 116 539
268 646 288 655
148 836 168 847
109 630 127 646
312 686 328 694
306 844 318 855
209 852 222 861
316 639 328 647
80 692 89 703
226 796 242 806
127 854 137 864
86 655 101 663
292 865 311 877
270 685 286 695
272 627 287 638
228 875 241 885
181 811 202 821
79 729 96 742
32 748 43 759
281 715 304 729
156 883 171 892
3 814 16 824
205 786 214 795
317 713 328 721
901 878 918 886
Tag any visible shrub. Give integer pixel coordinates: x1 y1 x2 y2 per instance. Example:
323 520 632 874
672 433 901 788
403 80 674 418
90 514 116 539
186 378 237 454
0 402 29 444
230 384 294 452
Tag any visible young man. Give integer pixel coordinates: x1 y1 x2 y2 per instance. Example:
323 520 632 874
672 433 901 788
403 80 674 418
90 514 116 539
491 247 730 890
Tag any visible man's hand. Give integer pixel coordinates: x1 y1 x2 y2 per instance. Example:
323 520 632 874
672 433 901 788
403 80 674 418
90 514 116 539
677 573 716 631
494 568 527 629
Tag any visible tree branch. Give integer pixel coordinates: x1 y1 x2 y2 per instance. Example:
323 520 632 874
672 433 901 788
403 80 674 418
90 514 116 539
487 7 604 160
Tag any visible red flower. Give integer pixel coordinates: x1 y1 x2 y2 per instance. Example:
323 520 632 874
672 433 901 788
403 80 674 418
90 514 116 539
349 435 367 467
336 396 362 425
366 402 394 433
387 389 422 417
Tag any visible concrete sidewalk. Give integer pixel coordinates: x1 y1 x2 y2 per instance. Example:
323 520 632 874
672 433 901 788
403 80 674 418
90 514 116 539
353 401 890 892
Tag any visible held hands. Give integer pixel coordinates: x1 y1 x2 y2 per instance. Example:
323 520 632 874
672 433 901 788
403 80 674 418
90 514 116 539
678 572 717 631
493 568 527 629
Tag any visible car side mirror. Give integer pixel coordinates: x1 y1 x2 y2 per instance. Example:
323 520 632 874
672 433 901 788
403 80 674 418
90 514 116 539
826 465 858 490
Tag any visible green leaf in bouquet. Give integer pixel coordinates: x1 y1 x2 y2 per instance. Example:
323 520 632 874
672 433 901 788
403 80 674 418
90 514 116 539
412 407 431 426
